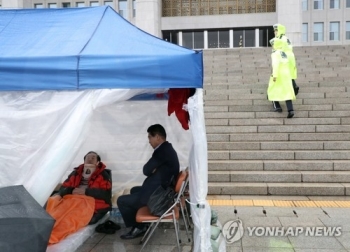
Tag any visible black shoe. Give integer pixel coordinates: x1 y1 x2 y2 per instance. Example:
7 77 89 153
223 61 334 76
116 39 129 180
120 226 147 240
95 220 121 234
287 111 295 118
272 107 282 113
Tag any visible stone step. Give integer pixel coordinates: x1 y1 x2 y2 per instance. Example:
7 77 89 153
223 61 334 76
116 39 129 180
207 182 349 195
206 118 343 126
204 81 350 88
205 110 350 119
208 141 350 151
208 171 350 183
204 46 350 198
207 132 350 142
205 104 337 112
208 160 350 171
205 125 350 134
208 150 350 160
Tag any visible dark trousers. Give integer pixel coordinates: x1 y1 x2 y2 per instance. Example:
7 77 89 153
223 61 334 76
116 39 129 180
88 211 108 225
273 100 294 112
117 186 146 228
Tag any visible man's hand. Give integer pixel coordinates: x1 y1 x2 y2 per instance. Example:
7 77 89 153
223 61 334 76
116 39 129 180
72 187 85 195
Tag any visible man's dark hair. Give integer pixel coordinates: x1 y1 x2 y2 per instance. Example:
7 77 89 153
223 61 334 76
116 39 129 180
84 151 101 162
147 124 166 139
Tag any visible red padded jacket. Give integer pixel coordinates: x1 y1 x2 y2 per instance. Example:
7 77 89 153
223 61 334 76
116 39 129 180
59 162 112 214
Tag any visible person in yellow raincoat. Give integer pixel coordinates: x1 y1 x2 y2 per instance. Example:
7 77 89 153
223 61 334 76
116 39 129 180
273 23 299 95
267 37 296 118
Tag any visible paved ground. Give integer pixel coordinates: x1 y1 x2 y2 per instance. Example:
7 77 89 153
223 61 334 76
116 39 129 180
76 196 350 252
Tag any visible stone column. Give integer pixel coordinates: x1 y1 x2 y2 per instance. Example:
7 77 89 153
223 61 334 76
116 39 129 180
2 0 23 8
135 0 161 38
276 0 302 46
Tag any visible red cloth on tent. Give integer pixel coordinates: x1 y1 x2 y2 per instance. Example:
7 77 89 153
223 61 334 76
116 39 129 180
168 88 190 130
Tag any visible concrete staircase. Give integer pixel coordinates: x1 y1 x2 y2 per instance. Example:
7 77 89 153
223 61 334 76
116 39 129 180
204 45 350 196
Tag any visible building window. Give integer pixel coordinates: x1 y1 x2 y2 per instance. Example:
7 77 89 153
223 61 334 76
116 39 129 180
302 0 308 10
314 0 323 9
90 1 99 6
34 3 43 8
347 0 350 7
118 0 128 19
329 22 340 40
133 0 136 17
76 2 85 7
62 2 70 7
48 3 57 8
183 31 204 49
234 30 244 47
208 30 229 48
163 31 178 44
104 1 113 6
346 22 350 40
330 0 340 9
302 23 308 42
314 22 324 41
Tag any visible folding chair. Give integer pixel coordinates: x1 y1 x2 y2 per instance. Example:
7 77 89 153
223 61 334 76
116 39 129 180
136 170 190 252
177 170 192 240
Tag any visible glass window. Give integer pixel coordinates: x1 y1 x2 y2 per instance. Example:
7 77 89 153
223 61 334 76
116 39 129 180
233 30 244 48
104 1 112 6
208 31 218 48
302 23 308 42
48 3 57 8
162 31 178 44
208 30 228 48
330 22 340 40
76 2 85 7
219 30 229 48
182 31 193 49
259 27 273 47
34 3 43 8
133 0 136 17
62 2 70 7
302 0 308 10
193 31 204 49
118 0 128 18
330 0 339 8
314 22 324 41
346 22 350 40
182 31 204 49
245 29 255 47
90 1 99 6
347 0 350 7
314 0 323 9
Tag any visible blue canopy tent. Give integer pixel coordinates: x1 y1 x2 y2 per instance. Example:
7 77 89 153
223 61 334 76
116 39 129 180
0 6 211 252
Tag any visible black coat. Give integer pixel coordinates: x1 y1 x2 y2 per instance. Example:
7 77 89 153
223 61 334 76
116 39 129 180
139 141 180 205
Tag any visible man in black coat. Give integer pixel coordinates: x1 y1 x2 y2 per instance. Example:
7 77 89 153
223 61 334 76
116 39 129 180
118 124 180 239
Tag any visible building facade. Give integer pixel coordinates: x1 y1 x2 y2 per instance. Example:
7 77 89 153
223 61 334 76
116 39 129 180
1 0 350 49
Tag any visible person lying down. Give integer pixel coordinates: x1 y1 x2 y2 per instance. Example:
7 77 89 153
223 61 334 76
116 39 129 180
46 151 112 244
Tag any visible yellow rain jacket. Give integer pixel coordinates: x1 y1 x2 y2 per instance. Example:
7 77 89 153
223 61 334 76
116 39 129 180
274 24 297 79
267 38 296 102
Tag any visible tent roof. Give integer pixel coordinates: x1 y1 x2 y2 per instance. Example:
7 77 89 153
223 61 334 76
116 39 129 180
0 6 203 91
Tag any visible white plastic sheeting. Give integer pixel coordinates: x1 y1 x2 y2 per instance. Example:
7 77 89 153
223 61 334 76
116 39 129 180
188 89 213 252
0 88 212 251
